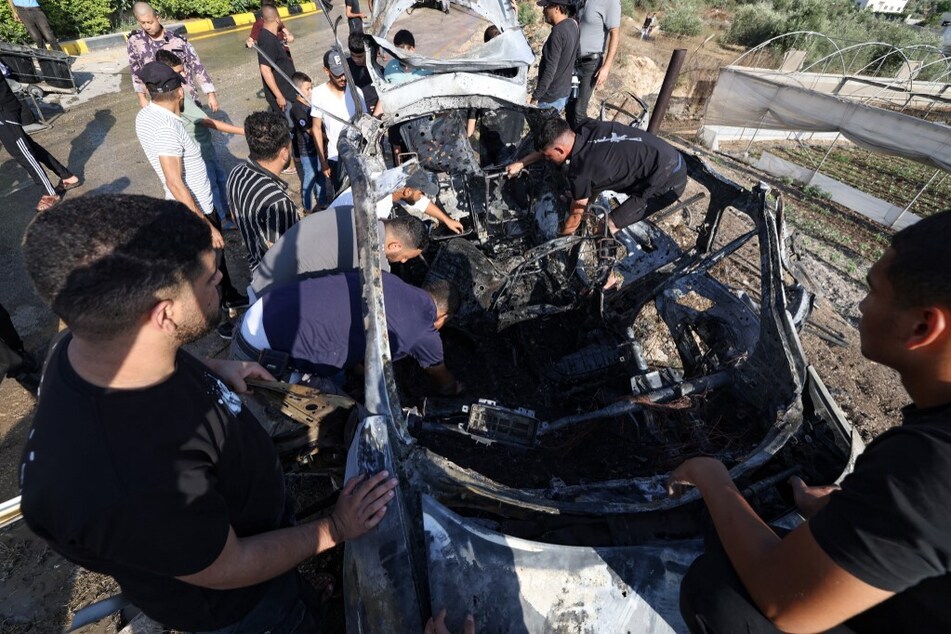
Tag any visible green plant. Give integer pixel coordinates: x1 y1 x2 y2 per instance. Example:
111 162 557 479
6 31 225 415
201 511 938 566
659 1 704 36
724 2 785 46
0 2 31 44
620 0 638 18
802 184 832 200
517 0 537 25
152 0 233 19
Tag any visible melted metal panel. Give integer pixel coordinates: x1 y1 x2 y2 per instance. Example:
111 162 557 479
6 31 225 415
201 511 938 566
423 494 700 633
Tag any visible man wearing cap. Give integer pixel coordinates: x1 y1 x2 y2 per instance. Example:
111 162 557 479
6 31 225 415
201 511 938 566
566 0 620 128
532 0 579 112
134 61 247 338
506 115 686 236
128 2 218 111
249 204 428 297
311 49 366 198
256 4 298 116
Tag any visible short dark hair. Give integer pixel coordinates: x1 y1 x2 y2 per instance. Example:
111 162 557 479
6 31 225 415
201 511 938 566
532 115 571 150
394 29 415 48
425 278 459 316
888 210 951 308
244 111 291 161
154 49 182 68
484 25 501 42
384 215 429 252
348 32 365 54
291 71 311 88
23 195 212 341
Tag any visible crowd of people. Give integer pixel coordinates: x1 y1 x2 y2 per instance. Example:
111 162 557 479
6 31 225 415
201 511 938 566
2 2 950 633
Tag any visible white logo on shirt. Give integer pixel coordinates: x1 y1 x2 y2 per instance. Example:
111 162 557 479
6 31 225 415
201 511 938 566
591 133 643 144
211 377 242 415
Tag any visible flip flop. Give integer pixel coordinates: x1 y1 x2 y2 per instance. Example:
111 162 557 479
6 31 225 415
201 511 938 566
36 194 61 212
58 177 81 191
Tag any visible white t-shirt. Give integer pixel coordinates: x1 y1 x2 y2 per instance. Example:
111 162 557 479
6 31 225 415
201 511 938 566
135 103 214 215
310 82 366 162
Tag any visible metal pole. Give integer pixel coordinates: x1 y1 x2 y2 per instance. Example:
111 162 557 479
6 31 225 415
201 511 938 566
647 48 687 134
892 168 941 228
806 132 841 186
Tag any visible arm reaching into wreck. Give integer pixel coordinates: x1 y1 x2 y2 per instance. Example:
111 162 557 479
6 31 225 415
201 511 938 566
505 151 544 177
667 457 893 633
177 472 397 590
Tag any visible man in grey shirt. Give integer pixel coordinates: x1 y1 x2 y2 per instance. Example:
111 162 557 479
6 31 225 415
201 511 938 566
250 196 428 297
567 0 620 129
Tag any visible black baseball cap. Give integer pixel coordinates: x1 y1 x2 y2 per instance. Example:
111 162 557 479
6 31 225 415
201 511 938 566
138 61 183 92
324 50 346 77
405 170 439 198
536 0 573 6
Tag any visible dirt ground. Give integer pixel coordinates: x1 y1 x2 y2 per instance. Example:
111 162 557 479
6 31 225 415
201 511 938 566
0 10 915 633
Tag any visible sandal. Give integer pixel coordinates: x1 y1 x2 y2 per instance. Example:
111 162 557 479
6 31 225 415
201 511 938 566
36 194 61 212
58 177 81 191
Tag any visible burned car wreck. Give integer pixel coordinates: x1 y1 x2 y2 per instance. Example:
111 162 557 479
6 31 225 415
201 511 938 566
310 3 863 632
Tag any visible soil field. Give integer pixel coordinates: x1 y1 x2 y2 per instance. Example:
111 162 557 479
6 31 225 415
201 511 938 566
768 143 951 219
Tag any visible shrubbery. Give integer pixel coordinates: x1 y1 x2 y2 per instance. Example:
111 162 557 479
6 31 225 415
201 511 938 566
152 0 234 19
517 0 537 25
0 0 302 43
724 2 786 46
1 0 111 43
660 1 704 36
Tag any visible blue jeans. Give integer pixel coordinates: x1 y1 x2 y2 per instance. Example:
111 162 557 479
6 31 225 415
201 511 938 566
196 571 319 634
297 152 325 212
537 96 568 113
203 149 230 223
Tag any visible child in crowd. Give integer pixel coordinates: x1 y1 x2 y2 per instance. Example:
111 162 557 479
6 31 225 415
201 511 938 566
289 72 325 211
155 49 244 228
383 29 433 84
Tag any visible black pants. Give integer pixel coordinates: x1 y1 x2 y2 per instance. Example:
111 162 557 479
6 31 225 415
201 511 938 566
610 165 687 230
566 54 601 130
15 6 60 51
0 117 71 196
680 531 857 634
206 211 241 302
0 302 26 379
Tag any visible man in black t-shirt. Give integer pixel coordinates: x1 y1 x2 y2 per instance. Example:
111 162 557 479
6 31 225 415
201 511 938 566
506 115 685 235
532 0 579 113
671 210 951 633
18 194 397 633
256 4 298 115
347 32 378 112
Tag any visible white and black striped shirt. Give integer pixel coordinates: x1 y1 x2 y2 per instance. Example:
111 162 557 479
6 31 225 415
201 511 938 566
227 159 301 269
135 103 214 215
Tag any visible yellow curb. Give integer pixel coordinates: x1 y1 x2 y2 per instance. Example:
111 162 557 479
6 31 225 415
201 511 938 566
183 18 215 34
278 6 290 17
233 12 256 25
60 40 88 55
300 2 317 10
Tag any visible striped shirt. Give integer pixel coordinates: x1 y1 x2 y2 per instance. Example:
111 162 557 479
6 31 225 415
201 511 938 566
135 103 214 215
227 159 301 269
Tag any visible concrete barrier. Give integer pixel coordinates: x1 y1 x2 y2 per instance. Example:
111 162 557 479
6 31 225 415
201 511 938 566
754 151 920 230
